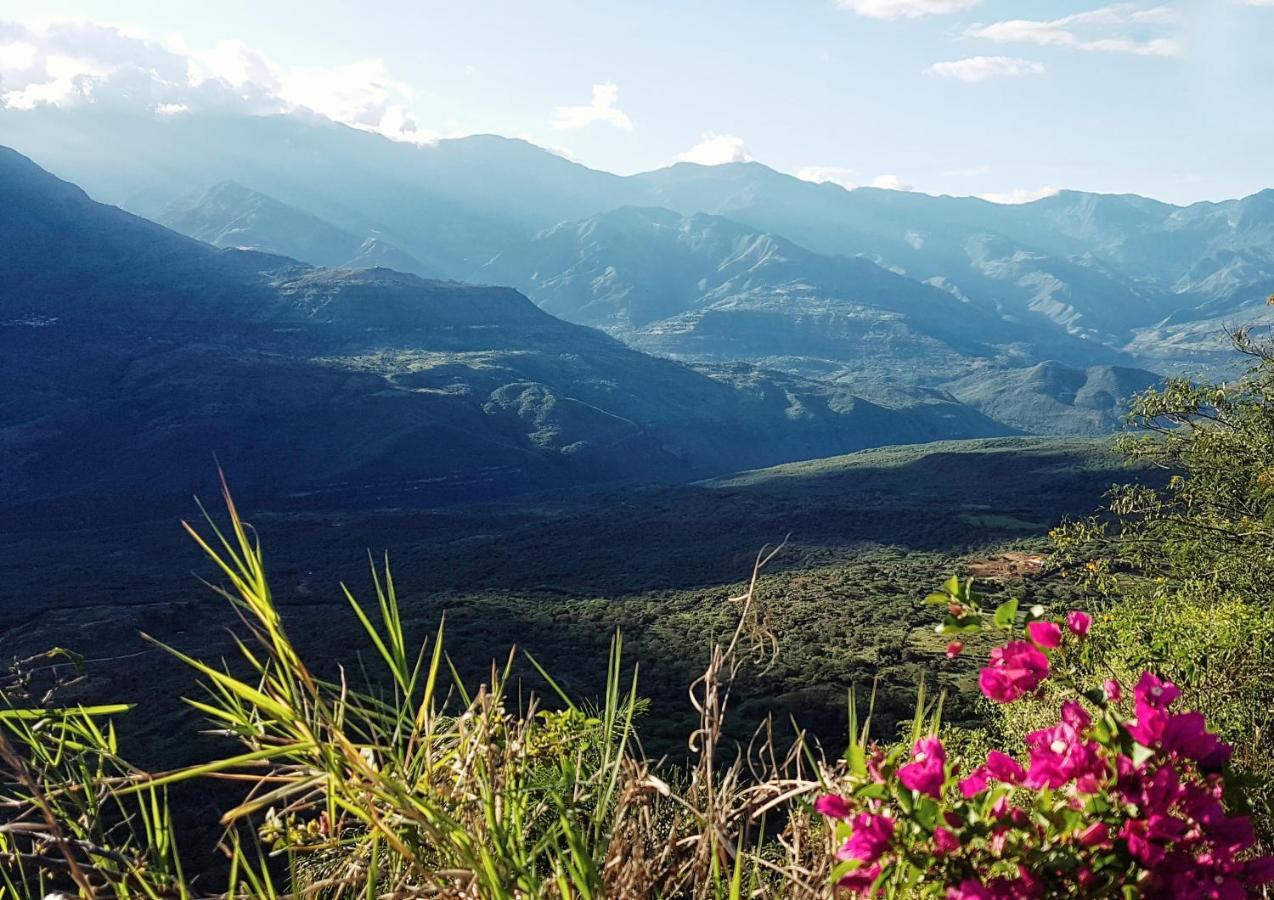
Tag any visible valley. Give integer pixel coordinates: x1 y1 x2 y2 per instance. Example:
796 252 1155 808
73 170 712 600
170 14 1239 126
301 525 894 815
0 436 1136 764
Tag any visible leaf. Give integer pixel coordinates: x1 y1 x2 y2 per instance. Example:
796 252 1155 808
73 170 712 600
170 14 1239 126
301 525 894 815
993 598 1019 630
1131 742 1156 768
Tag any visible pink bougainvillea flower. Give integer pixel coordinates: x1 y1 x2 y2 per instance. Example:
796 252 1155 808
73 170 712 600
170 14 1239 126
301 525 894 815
1126 700 1170 748
837 863 882 896
897 737 946 799
1076 821 1110 848
946 641 964 659
1121 819 1166 867
985 749 1025 783
978 641 1049 704
1060 700 1091 730
1104 679 1122 702
1024 719 1102 791
1161 711 1233 770
813 794 851 820
1133 672 1181 710
1245 856 1274 884
837 813 895 863
947 878 990 899
1206 814 1256 859
933 826 961 855
1146 812 1189 843
960 768 989 799
1026 620 1062 649
1065 610 1092 638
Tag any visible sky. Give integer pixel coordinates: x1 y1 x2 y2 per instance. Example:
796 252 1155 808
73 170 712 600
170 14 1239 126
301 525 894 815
0 0 1271 204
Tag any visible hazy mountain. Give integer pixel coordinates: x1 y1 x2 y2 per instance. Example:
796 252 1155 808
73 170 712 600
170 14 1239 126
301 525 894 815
5 107 1271 371
158 181 434 276
484 206 1113 381
944 362 1162 436
0 146 1012 514
629 165 1274 364
0 109 639 278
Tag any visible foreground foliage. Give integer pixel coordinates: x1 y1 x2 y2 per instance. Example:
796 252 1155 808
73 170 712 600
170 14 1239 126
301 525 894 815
1051 321 1274 841
817 578 1272 897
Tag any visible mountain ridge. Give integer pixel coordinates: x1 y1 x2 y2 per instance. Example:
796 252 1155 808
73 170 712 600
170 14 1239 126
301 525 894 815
0 145 1014 513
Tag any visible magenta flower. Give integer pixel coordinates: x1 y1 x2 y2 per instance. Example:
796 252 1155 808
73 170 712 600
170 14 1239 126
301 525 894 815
1245 856 1274 885
897 737 947 799
813 794 850 820
959 768 989 799
984 750 1026 784
1065 610 1092 637
933 826 961 855
837 862 882 896
1160 711 1232 770
1121 818 1165 867
978 641 1049 704
1060 700 1091 730
837 813 895 863
1076 821 1110 847
1126 699 1170 748
1133 672 1181 710
1026 620 1062 649
1024 720 1103 790
946 641 964 659
1104 679 1122 702
946 879 990 900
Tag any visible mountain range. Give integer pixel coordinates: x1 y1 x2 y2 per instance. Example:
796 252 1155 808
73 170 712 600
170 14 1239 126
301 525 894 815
4 105 1272 513
4 108 1268 378
0 145 1012 515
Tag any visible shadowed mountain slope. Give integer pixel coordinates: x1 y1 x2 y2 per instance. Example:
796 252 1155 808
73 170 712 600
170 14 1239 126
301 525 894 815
0 146 1012 514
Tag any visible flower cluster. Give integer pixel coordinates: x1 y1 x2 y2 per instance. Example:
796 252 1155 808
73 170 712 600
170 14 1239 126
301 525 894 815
816 579 1272 898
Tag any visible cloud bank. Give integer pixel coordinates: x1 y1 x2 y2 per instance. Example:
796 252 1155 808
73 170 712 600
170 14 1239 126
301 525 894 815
0 19 440 144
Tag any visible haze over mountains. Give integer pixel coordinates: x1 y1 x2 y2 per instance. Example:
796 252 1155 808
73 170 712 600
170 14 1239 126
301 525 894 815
158 181 436 277
2 105 1272 513
0 145 1012 514
5 108 1270 373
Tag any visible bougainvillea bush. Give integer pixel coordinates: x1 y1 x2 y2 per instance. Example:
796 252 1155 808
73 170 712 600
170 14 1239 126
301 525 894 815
816 577 1274 898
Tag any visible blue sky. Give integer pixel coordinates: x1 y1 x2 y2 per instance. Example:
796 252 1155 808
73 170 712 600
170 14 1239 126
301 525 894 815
0 0 1271 203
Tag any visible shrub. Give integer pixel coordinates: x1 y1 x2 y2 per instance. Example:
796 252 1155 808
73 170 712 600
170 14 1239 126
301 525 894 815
1050 324 1274 842
815 577 1274 898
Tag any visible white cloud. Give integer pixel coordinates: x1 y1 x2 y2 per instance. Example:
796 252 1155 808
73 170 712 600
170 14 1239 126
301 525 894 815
838 0 981 19
677 132 751 165
979 185 1061 204
0 19 444 144
551 82 633 131
965 4 1181 57
796 165 859 189
870 174 914 191
925 56 1045 82
0 40 37 70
